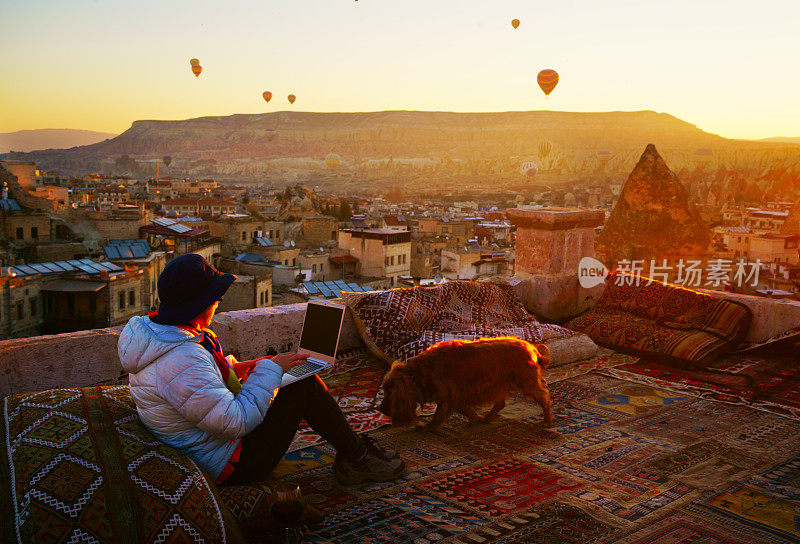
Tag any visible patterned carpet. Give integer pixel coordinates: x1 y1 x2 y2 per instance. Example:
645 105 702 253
600 340 800 420
266 351 800 544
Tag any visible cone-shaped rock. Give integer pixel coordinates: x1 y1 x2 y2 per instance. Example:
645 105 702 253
597 144 710 265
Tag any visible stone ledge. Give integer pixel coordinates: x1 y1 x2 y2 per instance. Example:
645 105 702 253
507 206 605 231
697 289 800 343
0 302 366 397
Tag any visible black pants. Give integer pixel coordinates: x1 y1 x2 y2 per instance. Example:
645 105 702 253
223 375 363 485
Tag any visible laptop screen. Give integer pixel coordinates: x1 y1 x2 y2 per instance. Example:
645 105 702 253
299 303 345 357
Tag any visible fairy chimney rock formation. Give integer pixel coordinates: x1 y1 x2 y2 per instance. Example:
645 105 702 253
596 143 710 265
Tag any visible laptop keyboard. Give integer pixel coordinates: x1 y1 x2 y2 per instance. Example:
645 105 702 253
286 359 327 377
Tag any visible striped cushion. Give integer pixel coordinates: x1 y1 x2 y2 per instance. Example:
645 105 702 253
567 272 752 365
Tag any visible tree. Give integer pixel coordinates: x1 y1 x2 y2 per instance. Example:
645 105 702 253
340 200 352 220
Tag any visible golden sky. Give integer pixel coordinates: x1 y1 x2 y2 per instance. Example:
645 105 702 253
2 0 799 139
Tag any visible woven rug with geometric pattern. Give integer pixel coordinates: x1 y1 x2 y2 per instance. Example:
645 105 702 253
271 354 800 544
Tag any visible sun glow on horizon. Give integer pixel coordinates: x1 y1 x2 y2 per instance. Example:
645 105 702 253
3 0 800 140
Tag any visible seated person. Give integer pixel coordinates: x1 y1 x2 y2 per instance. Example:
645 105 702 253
119 254 405 488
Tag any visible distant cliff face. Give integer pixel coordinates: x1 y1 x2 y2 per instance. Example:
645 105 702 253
10 110 723 164
597 144 710 265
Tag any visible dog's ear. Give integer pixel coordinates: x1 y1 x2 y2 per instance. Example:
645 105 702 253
389 371 422 426
533 343 551 369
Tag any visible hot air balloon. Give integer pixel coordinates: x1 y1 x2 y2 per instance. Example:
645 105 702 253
511 19 520 29
325 153 341 170
537 69 559 96
189 58 200 67
520 161 537 177
288 94 296 104
265 130 277 142
596 150 613 165
162 155 172 167
262 91 272 103
191 65 202 77
538 141 552 159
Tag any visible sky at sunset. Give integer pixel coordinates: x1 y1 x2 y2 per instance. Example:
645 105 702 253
2 0 799 140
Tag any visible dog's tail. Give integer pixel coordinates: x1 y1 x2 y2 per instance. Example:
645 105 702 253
532 343 550 370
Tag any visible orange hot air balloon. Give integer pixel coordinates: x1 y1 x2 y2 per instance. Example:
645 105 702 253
511 19 520 29
262 91 273 103
287 94 296 104
191 65 202 77
537 69 559 96
189 58 200 67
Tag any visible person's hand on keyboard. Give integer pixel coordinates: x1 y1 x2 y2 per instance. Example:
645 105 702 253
270 352 310 374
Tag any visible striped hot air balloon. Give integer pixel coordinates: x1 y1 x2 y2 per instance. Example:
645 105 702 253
520 161 537 177
262 91 273 103
538 141 553 158
511 19 520 29
191 65 202 77
162 155 172 167
537 69 559 96
288 94 296 104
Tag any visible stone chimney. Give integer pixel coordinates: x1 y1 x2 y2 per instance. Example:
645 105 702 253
507 206 605 322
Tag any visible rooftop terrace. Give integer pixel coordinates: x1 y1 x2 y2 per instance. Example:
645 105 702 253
2 207 800 543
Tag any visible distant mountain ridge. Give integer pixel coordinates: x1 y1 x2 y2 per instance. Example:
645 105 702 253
8 110 724 159
761 136 800 144
0 129 117 153
6 110 796 180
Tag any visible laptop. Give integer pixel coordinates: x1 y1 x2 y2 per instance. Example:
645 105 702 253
280 300 346 386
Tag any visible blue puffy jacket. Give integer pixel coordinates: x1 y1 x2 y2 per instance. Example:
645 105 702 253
118 315 283 480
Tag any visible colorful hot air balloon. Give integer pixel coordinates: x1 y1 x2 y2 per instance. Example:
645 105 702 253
162 155 172 167
325 153 341 170
511 19 520 29
287 94 296 104
537 69 559 96
538 141 552 159
262 91 273 103
520 161 537 177
189 58 200 67
596 150 613 165
191 65 202 77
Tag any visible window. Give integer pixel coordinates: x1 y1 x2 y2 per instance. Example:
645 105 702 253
385 257 389 266
292 258 296 266
320 263 323 273
390 256 395 266
31 227 38 239
129 289 135 306
16 301 23 320
29 298 37 316
312 264 316 273
16 227 23 240
241 231 247 241
284 259 289 265
119 292 125 310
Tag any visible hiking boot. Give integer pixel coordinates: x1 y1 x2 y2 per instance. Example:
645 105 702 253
333 442 405 485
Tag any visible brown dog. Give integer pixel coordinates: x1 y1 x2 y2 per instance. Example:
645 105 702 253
379 336 553 432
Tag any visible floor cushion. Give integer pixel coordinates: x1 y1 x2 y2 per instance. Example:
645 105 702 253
0 385 247 544
342 280 598 367
566 271 753 365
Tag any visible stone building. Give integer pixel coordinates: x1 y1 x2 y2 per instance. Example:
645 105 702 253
209 217 284 255
41 269 144 334
0 274 43 339
440 247 513 280
338 228 411 286
217 275 272 313
301 215 338 246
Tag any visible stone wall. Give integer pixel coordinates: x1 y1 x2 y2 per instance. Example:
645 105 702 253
0 302 365 397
